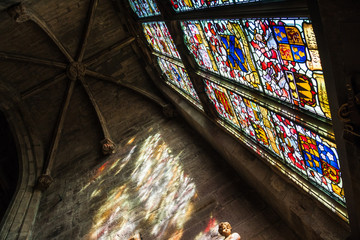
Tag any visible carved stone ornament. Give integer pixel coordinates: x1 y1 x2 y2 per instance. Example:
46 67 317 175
66 62 86 81
7 3 30 23
36 174 54 191
101 138 116 155
338 74 360 144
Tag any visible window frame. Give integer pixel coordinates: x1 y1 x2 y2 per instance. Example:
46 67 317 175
125 0 349 223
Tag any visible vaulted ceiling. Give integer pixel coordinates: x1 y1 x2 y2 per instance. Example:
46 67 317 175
0 0 167 196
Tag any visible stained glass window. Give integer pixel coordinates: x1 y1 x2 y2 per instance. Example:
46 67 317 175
139 1 344 216
142 21 202 109
243 18 331 119
296 125 344 202
143 22 180 59
204 79 344 204
128 0 160 18
182 18 331 119
204 79 240 128
171 0 261 12
158 57 201 103
181 21 218 72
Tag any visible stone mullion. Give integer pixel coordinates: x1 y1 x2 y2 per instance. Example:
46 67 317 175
147 0 213 117
154 1 218 118
167 19 218 119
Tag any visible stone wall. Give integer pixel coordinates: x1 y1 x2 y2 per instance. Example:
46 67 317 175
30 83 298 239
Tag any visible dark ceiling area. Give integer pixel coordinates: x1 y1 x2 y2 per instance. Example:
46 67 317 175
0 0 167 190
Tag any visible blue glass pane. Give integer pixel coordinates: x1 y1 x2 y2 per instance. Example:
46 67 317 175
128 0 160 18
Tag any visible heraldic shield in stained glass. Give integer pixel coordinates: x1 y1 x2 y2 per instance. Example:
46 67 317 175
143 22 180 59
182 18 331 119
204 80 344 204
128 0 160 18
138 3 343 207
182 20 262 90
158 57 200 102
204 79 240 128
243 18 331 119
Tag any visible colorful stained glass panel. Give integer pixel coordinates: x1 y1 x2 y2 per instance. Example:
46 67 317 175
204 79 343 204
158 57 200 102
228 91 255 139
245 99 282 157
182 18 332 119
170 0 194 12
128 0 160 18
228 91 282 157
271 113 307 175
143 22 180 59
171 0 261 12
204 80 240 128
200 19 262 90
243 18 331 118
296 125 344 202
181 21 219 73
192 0 234 9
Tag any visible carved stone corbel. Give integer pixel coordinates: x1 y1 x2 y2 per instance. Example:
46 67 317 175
36 174 54 191
7 3 30 23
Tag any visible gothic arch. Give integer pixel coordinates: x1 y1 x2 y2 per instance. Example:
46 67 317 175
0 81 43 239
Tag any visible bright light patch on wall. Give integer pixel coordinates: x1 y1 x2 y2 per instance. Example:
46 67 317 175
194 217 220 240
86 133 197 239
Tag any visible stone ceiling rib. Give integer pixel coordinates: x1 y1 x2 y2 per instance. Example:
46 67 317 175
76 0 99 62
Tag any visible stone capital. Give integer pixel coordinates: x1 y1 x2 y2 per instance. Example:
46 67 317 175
101 138 116 155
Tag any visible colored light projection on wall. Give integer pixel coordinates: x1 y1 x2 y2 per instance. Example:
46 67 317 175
143 22 180 59
194 217 222 240
170 0 261 12
204 79 345 204
86 133 197 239
158 57 201 103
128 0 160 18
182 18 331 119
